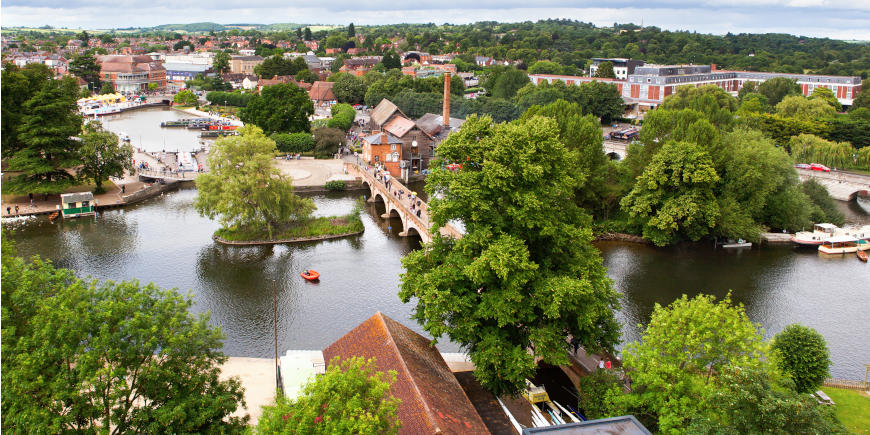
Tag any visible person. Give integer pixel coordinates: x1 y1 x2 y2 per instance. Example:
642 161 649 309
121 184 126 194
416 209 421 218
15 205 19 215
598 360 605 370
6 206 10 215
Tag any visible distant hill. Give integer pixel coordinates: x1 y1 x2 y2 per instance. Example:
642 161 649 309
258 23 306 31
151 22 228 32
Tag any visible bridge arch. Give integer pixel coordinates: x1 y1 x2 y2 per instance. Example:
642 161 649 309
606 151 622 161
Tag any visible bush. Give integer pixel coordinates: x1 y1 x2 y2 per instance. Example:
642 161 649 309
327 103 356 131
324 180 346 191
272 132 315 153
772 324 831 394
313 127 344 158
577 369 625 420
205 91 253 107
173 90 198 106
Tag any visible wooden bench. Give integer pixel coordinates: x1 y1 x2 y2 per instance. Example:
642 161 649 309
814 390 835 405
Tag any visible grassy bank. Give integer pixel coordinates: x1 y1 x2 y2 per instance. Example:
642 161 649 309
820 387 870 434
214 200 365 242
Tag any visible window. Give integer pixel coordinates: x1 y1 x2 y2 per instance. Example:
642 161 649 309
393 152 400 162
81 201 89 207
391 144 396 151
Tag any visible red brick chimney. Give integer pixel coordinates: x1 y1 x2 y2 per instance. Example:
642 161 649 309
443 72 451 128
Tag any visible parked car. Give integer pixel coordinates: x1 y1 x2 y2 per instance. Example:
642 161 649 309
794 163 811 169
810 163 831 172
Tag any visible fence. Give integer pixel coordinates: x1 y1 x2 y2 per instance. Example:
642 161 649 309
823 378 869 390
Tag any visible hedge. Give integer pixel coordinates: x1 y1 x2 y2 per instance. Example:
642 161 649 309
271 132 315 153
327 103 356 131
206 91 253 107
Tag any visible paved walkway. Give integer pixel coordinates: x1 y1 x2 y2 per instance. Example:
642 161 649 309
273 158 355 187
220 357 278 426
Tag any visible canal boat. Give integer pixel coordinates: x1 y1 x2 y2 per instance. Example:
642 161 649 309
858 250 868 262
300 270 320 281
818 236 859 254
791 223 839 246
60 192 96 219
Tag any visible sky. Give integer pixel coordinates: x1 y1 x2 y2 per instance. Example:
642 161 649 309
3 0 870 40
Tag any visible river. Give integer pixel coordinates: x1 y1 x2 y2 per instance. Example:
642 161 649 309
6 107 869 380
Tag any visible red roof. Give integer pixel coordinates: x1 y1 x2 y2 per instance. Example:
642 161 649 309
323 313 490 434
308 81 336 102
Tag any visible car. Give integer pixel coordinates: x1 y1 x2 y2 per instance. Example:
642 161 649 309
794 163 811 170
810 163 831 172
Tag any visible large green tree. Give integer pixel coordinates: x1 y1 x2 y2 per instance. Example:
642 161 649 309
622 294 769 434
771 324 831 394
776 95 837 120
5 76 83 195
195 126 314 239
757 77 801 106
491 68 529 99
399 115 621 396
254 54 298 79
1 237 247 433
257 357 400 434
240 83 313 135
68 52 102 91
1 63 54 158
620 140 721 246
78 122 134 193
212 51 231 76
328 72 367 104
593 61 616 78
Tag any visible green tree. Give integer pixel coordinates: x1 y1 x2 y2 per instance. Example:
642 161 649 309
491 68 528 99
5 77 83 195
594 61 616 78
347 22 356 38
313 127 345 157
620 141 721 246
381 51 402 70
1 63 54 158
99 81 115 94
622 294 769 434
810 87 842 112
147 82 158 91
295 68 318 84
528 60 564 75
1 238 247 433
776 95 837 120
802 179 845 226
399 115 620 396
254 54 296 79
240 83 313 135
577 80 625 124
271 132 315 153
212 51 231 76
257 357 400 434
687 366 845 434
68 52 101 91
173 89 199 106
771 324 831 394
304 27 313 41
195 126 314 239
737 92 770 114
660 85 737 128
325 33 347 49
328 72 367 104
757 77 801 106
79 122 133 193
851 87 870 111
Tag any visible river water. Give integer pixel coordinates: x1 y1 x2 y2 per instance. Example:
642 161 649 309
6 107 869 380
98 106 212 153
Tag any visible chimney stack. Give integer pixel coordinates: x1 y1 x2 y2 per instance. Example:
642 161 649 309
381 131 388 145
442 72 451 128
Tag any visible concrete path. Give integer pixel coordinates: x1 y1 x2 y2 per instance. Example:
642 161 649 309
220 357 279 426
273 158 355 187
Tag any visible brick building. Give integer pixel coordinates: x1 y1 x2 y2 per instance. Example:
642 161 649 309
230 55 264 75
98 55 166 92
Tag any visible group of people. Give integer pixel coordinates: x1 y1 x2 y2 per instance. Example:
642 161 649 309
370 164 425 220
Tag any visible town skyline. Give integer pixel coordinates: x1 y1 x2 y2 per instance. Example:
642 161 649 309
3 2 870 41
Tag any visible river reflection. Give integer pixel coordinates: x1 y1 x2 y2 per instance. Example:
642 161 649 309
6 187 869 379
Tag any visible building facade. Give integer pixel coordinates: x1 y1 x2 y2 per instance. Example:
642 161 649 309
98 55 166 92
230 55 264 75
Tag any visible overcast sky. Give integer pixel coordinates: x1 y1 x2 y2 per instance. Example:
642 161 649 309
3 0 870 40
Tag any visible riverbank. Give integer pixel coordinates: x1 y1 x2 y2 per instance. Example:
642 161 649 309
213 206 366 245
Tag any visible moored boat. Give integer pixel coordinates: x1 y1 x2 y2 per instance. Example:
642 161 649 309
791 223 839 246
858 250 868 262
301 270 320 281
818 236 859 254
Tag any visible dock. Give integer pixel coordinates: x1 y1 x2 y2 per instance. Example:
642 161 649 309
761 232 795 244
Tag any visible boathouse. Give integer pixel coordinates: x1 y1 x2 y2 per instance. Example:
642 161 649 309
60 192 96 218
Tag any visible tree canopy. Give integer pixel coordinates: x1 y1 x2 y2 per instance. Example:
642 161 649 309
399 114 620 396
239 83 314 135
772 324 831 394
78 122 133 193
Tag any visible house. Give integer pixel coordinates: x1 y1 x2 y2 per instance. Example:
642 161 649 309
362 131 405 176
368 98 437 177
221 73 247 88
302 53 322 70
258 75 311 93
340 56 382 77
589 58 645 79
98 55 166 92
164 63 213 82
308 81 336 106
475 56 494 67
60 192 96 218
323 313 490 434
230 55 264 75
241 75 258 91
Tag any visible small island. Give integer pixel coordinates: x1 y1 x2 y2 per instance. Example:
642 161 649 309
195 125 364 245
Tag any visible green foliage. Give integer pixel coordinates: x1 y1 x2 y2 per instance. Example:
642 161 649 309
790 133 859 170
620 141 721 246
328 72 367 104
185 75 233 91
688 367 846 434
623 294 769 434
1 239 247 433
254 54 305 79
68 52 101 90
205 90 253 107
802 179 845 226
272 132 315 153
810 86 842 112
660 85 737 128
757 77 802 106
380 51 402 70
324 180 347 191
195 126 314 239
258 357 400 434
212 51 231 76
327 103 356 131
772 324 831 394
577 370 626 420
5 76 83 195
739 112 831 147
295 68 318 84
99 81 115 94
173 89 199 106
79 122 133 192
776 95 837 120
826 116 870 150
1 63 54 159
737 92 770 114
313 127 345 158
528 60 564 75
453 96 520 123
514 80 624 123
594 61 616 78
491 68 529 99
240 83 313 135
399 115 620 396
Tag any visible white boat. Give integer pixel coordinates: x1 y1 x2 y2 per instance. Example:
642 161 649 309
792 223 839 246
818 236 859 254
843 225 870 241
722 238 752 248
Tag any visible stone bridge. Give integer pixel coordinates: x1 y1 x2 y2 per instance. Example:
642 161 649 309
345 163 462 243
603 140 629 160
797 169 870 201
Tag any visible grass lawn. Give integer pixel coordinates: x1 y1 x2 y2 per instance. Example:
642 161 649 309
820 387 870 434
215 200 366 242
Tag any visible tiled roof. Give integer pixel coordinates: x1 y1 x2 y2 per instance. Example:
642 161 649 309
370 98 400 126
384 115 417 138
363 132 403 145
308 81 336 101
323 313 490 435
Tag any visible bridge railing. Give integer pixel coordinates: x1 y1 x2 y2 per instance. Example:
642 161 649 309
136 168 204 180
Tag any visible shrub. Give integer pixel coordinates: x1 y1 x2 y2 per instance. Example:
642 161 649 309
324 180 346 191
205 91 253 107
272 132 315 153
313 127 344 158
772 324 831 394
327 103 356 131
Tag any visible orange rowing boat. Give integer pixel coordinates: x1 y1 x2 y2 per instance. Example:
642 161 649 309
301 270 320 281
858 251 868 262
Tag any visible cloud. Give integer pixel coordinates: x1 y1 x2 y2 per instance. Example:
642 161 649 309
1 2 869 40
